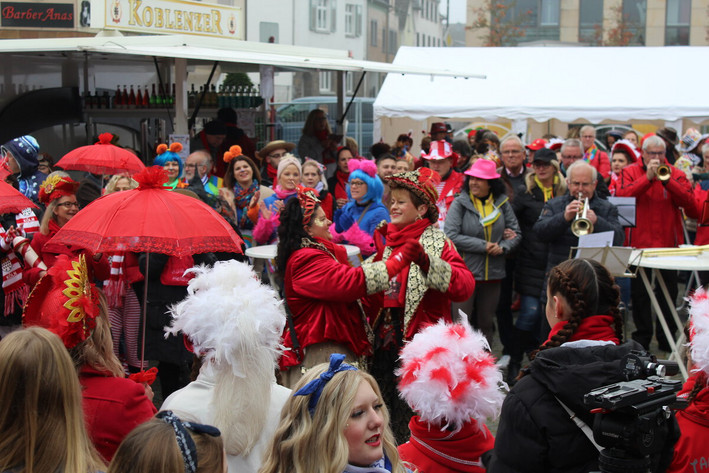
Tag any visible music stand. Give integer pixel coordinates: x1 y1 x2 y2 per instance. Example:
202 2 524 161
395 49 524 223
572 246 641 278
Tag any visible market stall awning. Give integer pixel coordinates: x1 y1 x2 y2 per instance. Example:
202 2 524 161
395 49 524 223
0 34 485 78
375 46 709 123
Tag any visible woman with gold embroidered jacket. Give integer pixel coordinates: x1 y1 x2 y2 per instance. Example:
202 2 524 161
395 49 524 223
444 158 521 346
275 187 417 389
363 168 475 443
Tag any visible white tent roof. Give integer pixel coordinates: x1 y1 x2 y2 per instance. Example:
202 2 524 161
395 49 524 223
0 35 485 78
375 46 709 123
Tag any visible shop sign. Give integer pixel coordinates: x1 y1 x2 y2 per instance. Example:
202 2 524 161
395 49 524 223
105 0 243 40
1 2 74 28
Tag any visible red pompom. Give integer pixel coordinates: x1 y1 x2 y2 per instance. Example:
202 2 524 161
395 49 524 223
98 132 114 145
134 166 169 189
156 143 168 154
169 142 183 153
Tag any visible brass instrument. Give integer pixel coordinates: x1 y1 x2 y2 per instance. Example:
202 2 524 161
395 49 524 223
571 192 594 237
657 164 671 181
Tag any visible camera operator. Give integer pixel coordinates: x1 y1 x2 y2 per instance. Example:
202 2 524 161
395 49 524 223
486 259 677 473
666 287 709 472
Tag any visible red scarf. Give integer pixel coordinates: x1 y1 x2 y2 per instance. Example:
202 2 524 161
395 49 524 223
266 163 278 182
104 253 126 308
384 218 431 249
545 314 620 345
334 169 349 202
313 236 349 265
0 231 29 316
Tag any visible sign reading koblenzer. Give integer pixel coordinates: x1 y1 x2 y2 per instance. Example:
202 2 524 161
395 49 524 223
105 0 243 40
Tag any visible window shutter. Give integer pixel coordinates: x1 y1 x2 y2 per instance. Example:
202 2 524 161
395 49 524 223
309 0 316 31
330 0 337 32
355 5 362 37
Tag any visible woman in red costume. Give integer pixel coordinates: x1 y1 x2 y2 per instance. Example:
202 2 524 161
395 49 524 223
25 173 109 287
275 186 416 388
364 167 475 442
24 254 156 462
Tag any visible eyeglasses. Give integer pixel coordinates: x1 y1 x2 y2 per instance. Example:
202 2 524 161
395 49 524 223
561 155 583 161
644 151 665 157
502 149 523 155
349 180 366 187
269 152 286 159
56 201 80 209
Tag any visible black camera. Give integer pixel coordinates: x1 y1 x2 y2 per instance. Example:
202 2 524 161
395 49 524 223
583 351 687 473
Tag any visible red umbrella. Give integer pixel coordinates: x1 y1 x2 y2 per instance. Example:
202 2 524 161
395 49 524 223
56 133 146 175
49 166 243 256
0 180 38 214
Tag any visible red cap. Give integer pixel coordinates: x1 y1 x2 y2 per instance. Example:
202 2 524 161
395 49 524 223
526 139 547 151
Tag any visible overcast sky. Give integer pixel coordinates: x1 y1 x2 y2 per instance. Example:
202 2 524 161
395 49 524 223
440 0 467 24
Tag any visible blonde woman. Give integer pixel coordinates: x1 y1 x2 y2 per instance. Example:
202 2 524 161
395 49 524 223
259 354 411 473
0 327 106 473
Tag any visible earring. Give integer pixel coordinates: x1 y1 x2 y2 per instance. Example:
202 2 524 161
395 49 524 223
415 214 422 221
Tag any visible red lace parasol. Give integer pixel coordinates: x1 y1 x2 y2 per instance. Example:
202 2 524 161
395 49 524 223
0 180 38 214
56 133 146 175
48 166 243 257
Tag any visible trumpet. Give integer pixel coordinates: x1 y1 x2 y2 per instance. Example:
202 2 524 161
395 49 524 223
657 164 671 181
571 193 594 237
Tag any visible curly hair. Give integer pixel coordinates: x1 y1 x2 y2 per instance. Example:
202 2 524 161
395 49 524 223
275 198 320 276
258 365 406 473
535 258 623 357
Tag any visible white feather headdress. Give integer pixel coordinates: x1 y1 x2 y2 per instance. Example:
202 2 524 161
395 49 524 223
165 260 286 378
396 319 505 433
689 286 709 377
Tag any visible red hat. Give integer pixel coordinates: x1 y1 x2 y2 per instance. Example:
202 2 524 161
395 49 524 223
385 167 441 222
610 139 640 163
526 139 547 151
422 140 458 166
467 129 477 139
430 122 447 135
23 254 100 349
38 174 80 205
464 158 500 180
546 138 564 151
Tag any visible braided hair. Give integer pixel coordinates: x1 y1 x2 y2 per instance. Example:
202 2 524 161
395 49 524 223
275 197 320 276
535 259 623 357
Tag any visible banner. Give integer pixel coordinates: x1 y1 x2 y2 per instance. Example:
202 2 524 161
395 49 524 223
1 2 74 28
105 0 243 39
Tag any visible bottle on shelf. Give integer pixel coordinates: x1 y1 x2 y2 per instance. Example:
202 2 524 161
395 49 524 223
102 90 111 109
113 85 122 109
142 85 150 108
150 84 158 108
128 85 136 109
121 85 129 110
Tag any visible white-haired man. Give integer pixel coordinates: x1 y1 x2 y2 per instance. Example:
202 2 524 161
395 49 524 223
615 134 695 352
579 125 611 182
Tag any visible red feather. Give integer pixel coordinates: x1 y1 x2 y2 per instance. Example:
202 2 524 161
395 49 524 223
134 166 169 189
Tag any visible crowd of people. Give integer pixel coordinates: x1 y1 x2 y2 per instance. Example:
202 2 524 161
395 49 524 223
1 112 709 473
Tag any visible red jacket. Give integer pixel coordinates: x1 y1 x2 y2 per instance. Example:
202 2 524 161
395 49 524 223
588 149 611 180
25 219 110 287
364 226 474 340
436 170 464 230
398 416 494 473
79 365 157 462
280 245 371 369
667 375 709 473
694 182 709 246
615 161 695 248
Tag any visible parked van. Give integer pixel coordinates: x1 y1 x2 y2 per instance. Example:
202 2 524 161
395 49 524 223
274 96 374 156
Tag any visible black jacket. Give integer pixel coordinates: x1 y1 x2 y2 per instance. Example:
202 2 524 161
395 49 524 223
487 341 678 473
532 193 624 274
512 185 548 298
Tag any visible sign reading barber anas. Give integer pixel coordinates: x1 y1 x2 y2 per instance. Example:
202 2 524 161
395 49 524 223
1 2 74 28
105 0 243 40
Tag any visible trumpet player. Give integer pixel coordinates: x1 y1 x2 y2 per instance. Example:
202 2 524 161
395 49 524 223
616 134 696 352
533 161 624 337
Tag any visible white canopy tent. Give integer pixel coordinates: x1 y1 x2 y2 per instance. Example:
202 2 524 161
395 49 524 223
374 46 709 143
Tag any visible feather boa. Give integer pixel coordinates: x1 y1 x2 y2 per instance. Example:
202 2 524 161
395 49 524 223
689 287 709 377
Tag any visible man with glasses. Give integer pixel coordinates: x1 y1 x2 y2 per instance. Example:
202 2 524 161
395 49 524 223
615 134 695 352
257 140 296 187
499 136 528 191
534 161 624 330
560 138 611 198
184 150 221 197
579 125 611 182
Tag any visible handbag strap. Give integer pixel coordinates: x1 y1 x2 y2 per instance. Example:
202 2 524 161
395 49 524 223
555 396 603 452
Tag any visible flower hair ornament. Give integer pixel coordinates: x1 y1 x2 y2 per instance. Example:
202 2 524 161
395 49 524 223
297 186 321 226
223 145 243 163
396 319 505 432
294 353 357 416
156 410 221 473
347 158 378 177
38 174 80 205
689 287 709 378
23 254 100 349
304 157 326 174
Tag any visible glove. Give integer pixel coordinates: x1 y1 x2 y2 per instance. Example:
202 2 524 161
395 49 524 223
384 240 419 277
402 239 429 272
